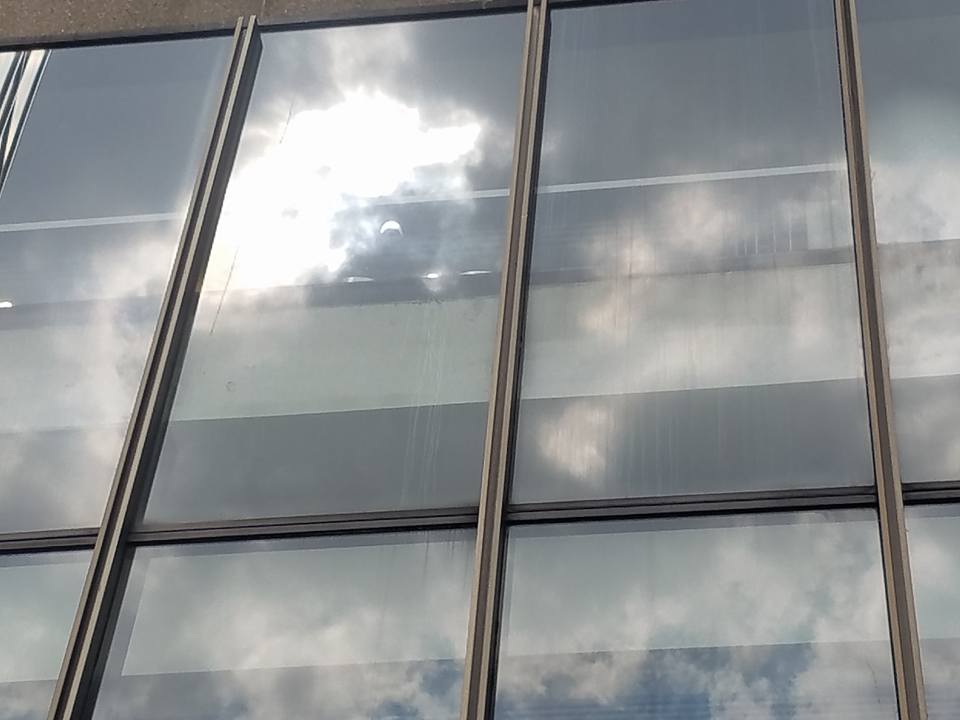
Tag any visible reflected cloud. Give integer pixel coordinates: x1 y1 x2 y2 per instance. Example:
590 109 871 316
0 552 90 720
90 531 474 720
495 514 897 720
211 91 483 292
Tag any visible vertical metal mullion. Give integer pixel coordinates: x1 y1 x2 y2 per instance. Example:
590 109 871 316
460 3 549 720
47 17 262 720
0 51 27 178
833 0 926 718
0 49 49 188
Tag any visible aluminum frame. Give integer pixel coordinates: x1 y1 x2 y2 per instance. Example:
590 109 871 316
834 0 927 717
44 17 263 720
0 2 942 720
460 3 548 719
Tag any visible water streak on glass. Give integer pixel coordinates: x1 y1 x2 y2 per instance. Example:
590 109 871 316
512 0 872 503
0 551 91 720
906 506 960 720
858 0 960 485
89 530 474 720
143 14 524 523
494 512 897 720
0 38 231 532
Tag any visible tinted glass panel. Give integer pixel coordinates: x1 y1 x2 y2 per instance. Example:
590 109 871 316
0 39 230 532
143 15 524 523
513 0 871 502
90 530 474 720
495 512 897 720
906 506 960 719
0 551 90 720
858 1 960 485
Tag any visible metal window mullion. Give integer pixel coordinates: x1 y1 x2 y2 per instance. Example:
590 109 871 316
460 3 549 720
0 48 49 188
833 0 926 718
47 17 262 720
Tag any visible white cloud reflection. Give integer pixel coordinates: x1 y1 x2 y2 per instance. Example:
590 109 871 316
495 514 898 720
208 91 482 292
90 532 474 720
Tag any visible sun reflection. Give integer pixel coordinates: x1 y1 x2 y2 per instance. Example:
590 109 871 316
205 92 482 293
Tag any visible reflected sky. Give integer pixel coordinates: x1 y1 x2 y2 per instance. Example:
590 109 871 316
906 506 960 720
0 38 230 532
144 14 524 523
858 0 960 485
513 0 872 503
495 512 897 720
90 530 474 720
0 550 91 720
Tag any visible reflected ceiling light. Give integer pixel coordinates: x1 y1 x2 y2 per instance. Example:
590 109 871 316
460 270 491 276
345 276 374 283
423 272 441 280
0 300 12 309
379 220 403 236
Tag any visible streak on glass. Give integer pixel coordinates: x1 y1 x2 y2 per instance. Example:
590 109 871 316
858 0 960 485
494 512 897 720
906 506 960 719
0 38 231 532
512 0 872 503
0 551 91 720
89 530 474 720
143 14 524 523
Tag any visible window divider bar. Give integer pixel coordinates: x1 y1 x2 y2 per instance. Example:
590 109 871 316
0 528 100 554
460 3 549 720
833 0 927 718
508 486 878 524
129 507 480 546
47 17 262 720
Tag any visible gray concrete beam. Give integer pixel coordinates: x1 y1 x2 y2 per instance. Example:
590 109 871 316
0 0 516 47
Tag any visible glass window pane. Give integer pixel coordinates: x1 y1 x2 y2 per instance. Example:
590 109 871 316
89 530 474 720
0 550 91 720
513 0 871 503
143 14 524 524
858 1 960 485
906 506 960 720
0 38 231 532
495 512 897 720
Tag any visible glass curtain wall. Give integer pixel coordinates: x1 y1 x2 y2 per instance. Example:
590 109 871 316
84 11 525 720
4 2 958 720
858 2 960 718
512 0 872 503
0 35 230 720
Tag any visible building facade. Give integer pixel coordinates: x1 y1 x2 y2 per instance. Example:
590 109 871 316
0 1 957 719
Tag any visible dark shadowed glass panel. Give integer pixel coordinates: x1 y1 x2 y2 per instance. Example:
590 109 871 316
89 530 474 720
143 14 523 523
494 512 897 720
0 551 91 720
512 0 872 503
858 1 960 485
906 506 960 719
0 38 230 532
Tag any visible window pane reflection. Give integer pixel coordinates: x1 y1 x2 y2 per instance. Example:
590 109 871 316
0 38 231 532
513 0 872 503
858 0 960 485
0 551 91 720
143 14 524 523
495 512 897 720
90 530 474 720
906 506 960 720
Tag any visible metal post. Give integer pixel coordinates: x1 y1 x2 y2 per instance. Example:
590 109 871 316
460 2 548 720
46 16 262 720
833 0 926 718
0 49 48 188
